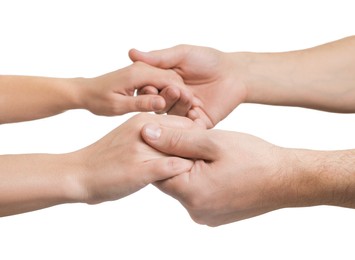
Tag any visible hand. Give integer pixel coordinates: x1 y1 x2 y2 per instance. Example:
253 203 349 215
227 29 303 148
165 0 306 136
129 45 248 128
72 113 195 204
77 61 193 116
140 123 293 226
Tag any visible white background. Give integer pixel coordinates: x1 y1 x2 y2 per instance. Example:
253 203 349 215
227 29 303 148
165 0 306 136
1 0 355 259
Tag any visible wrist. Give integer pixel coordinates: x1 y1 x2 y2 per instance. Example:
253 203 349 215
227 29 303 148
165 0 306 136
225 52 250 104
234 51 273 104
57 152 88 204
282 149 355 208
67 77 93 111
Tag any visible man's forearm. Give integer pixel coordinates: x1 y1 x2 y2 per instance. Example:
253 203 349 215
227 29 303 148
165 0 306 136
236 36 355 112
0 153 83 217
281 148 355 209
0 76 85 123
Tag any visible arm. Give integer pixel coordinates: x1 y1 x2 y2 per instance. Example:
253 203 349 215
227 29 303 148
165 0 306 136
0 113 194 217
243 36 355 112
130 36 355 127
0 62 191 124
141 123 355 226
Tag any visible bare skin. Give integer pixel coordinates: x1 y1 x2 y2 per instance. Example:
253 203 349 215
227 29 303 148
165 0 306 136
0 113 195 217
130 36 355 127
128 36 355 225
0 61 192 123
141 123 355 226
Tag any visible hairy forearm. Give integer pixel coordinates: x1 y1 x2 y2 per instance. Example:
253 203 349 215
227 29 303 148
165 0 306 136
0 153 82 217
237 36 355 112
0 76 84 123
282 148 355 209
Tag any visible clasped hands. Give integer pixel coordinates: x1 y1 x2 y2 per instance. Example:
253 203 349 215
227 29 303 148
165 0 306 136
3 37 354 222
71 45 294 227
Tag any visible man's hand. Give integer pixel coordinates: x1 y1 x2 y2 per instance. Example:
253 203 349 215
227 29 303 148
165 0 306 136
140 123 355 226
129 45 248 128
77 62 193 116
140 123 288 226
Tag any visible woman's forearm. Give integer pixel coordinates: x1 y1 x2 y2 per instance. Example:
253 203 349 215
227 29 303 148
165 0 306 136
0 153 82 217
0 76 83 123
239 36 355 112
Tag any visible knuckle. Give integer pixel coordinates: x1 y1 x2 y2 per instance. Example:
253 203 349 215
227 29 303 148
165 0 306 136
128 61 145 77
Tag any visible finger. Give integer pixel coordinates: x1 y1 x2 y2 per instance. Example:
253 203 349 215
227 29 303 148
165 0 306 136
193 118 208 129
167 88 193 117
141 123 217 160
132 62 185 92
142 157 193 184
129 45 190 69
123 95 166 113
157 86 181 113
136 86 174 114
137 86 159 95
187 107 214 129
137 85 191 116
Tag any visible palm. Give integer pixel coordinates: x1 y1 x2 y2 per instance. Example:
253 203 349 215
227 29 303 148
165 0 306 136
130 45 247 127
175 46 246 127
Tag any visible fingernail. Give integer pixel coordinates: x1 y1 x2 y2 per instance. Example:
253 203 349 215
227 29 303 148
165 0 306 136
144 124 162 140
152 98 164 110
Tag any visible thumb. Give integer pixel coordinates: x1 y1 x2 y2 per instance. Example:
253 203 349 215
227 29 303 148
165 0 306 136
123 95 166 113
129 45 188 69
141 123 217 160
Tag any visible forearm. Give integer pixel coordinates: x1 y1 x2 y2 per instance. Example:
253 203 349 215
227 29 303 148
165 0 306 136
281 148 355 209
0 76 86 123
236 36 355 112
0 153 83 217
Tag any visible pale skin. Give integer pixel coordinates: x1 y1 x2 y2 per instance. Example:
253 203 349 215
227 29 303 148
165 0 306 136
0 62 193 216
0 61 192 124
3 36 355 223
130 36 355 226
0 113 195 217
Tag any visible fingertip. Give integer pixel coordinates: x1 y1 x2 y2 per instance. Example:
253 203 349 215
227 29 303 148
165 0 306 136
129 48 147 62
168 157 193 174
152 96 166 111
187 109 199 120
138 86 159 95
128 48 138 61
148 157 191 184
166 87 180 100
